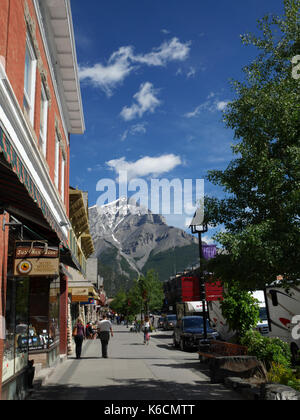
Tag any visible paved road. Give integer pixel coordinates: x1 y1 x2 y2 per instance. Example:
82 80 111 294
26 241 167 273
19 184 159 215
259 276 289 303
29 325 242 400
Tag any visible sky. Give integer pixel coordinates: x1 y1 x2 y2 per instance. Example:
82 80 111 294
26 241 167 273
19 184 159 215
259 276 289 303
69 0 286 243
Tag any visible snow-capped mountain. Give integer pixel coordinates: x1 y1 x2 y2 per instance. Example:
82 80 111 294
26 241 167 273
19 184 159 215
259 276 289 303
89 198 200 296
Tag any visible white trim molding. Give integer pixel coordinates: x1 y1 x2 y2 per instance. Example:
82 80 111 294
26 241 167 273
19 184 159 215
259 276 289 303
33 0 85 136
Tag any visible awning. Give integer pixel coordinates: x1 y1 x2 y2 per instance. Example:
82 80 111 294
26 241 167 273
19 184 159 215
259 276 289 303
59 245 82 272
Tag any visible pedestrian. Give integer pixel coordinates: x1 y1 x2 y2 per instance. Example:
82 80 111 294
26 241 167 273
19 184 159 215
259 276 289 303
97 314 113 358
86 322 96 340
73 318 85 359
143 316 151 345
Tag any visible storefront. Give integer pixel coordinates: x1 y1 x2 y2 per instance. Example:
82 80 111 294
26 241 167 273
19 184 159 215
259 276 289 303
0 143 72 398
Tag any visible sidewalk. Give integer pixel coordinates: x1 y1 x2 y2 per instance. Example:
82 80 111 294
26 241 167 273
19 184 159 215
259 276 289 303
28 325 242 400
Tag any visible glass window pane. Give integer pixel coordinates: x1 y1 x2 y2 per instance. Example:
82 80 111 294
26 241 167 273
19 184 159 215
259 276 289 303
29 279 49 351
49 277 60 348
2 279 15 382
15 278 29 374
24 48 31 97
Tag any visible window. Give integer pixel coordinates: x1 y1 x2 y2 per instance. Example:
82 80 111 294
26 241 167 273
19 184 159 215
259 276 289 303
60 154 65 202
40 84 48 157
54 134 60 188
2 278 29 383
23 34 37 125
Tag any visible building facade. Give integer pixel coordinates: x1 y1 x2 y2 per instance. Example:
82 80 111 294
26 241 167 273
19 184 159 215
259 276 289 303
0 0 84 400
67 188 96 354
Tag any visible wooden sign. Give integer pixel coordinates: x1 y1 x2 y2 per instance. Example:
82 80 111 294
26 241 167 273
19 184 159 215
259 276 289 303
71 287 89 303
14 241 59 277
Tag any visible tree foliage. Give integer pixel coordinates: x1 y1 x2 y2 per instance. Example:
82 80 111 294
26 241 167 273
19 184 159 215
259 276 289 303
205 0 300 290
220 284 260 341
110 269 164 317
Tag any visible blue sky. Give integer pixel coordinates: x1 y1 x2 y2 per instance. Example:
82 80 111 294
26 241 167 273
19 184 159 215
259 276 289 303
70 0 285 242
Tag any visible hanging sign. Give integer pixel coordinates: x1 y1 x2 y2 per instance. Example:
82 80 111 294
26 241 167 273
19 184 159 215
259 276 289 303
14 241 59 277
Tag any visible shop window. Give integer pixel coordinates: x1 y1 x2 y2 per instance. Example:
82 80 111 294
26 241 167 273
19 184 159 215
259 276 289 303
2 278 29 384
28 277 60 352
49 277 60 348
29 278 49 351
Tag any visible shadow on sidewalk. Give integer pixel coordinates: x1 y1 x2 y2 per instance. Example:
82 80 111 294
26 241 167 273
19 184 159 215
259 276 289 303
28 377 242 401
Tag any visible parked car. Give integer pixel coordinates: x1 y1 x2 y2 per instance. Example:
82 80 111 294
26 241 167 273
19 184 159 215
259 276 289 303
158 317 165 329
163 314 177 330
173 316 219 351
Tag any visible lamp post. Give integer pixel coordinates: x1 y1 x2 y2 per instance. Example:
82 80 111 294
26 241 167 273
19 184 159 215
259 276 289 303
190 210 208 340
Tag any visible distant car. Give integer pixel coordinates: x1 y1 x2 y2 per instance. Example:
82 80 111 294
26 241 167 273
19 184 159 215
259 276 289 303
163 314 177 330
174 316 219 351
158 317 165 329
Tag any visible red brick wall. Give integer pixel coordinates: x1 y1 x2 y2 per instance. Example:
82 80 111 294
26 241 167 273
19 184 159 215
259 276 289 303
0 212 9 400
0 0 70 210
0 0 9 64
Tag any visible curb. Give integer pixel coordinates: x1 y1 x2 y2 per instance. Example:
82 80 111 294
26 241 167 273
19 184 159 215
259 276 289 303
224 377 261 400
224 377 300 400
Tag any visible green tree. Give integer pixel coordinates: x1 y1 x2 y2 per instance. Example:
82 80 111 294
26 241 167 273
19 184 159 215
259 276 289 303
220 284 260 342
205 0 300 290
135 270 164 316
110 288 127 314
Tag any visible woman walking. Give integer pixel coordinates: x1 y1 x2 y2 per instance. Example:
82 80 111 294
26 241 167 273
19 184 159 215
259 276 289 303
143 316 151 345
73 318 85 359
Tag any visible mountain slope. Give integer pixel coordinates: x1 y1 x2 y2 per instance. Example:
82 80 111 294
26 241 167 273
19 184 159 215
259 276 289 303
89 198 199 296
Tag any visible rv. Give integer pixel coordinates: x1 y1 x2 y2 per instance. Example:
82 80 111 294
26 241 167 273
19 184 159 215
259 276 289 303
207 290 269 342
265 285 300 361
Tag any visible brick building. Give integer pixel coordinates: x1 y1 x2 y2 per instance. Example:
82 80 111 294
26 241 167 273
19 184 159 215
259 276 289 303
0 0 84 399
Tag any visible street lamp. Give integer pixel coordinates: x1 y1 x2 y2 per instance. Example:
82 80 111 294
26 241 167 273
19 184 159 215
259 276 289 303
190 209 208 340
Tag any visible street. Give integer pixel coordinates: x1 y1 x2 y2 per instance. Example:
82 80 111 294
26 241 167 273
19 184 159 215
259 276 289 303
29 325 242 400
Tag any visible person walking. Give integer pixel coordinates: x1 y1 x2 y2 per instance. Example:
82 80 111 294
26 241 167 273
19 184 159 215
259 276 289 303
97 314 113 358
73 318 85 359
143 316 151 345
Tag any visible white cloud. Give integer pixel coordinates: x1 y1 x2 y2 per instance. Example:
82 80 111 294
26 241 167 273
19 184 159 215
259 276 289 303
79 38 191 96
120 82 161 121
184 94 230 118
79 47 134 97
186 67 196 78
106 154 182 181
184 105 203 119
202 235 216 245
132 38 191 67
121 123 147 141
216 101 229 111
